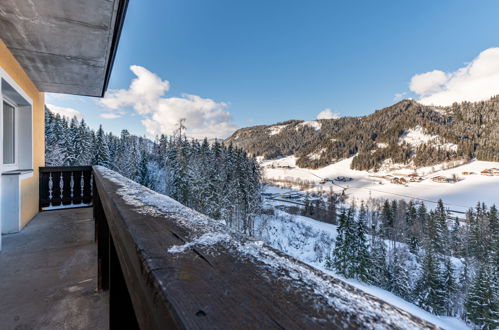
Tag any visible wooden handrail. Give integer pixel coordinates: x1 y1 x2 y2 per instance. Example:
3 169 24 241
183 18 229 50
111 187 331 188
40 166 92 173
93 166 436 330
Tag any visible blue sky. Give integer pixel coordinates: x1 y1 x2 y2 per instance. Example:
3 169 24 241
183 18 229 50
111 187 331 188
47 0 499 138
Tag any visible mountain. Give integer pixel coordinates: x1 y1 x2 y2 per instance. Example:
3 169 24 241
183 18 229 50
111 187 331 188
225 96 499 171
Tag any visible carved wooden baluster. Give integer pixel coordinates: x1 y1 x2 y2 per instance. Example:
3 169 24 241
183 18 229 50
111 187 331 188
48 172 53 207
81 171 85 203
70 172 75 205
59 172 64 205
90 172 93 199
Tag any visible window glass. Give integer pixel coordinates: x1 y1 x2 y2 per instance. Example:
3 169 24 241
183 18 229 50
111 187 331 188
3 101 15 165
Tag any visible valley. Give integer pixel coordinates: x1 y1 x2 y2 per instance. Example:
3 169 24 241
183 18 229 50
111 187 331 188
260 156 499 213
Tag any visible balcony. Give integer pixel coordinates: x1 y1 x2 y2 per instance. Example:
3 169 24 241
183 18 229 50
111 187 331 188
0 166 436 329
0 207 107 329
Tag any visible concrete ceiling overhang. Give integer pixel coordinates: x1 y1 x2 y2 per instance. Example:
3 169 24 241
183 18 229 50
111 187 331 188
0 0 128 97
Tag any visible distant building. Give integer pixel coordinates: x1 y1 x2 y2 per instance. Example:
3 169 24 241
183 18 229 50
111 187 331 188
432 176 453 183
481 168 499 176
391 177 407 184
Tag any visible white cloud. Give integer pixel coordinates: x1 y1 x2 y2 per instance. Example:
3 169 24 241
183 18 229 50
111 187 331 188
100 65 170 115
100 65 237 139
409 70 448 96
409 47 499 106
316 108 340 120
100 112 122 119
46 104 83 120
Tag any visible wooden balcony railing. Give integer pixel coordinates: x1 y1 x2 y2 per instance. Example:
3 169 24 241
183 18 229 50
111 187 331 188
92 165 435 330
39 166 93 210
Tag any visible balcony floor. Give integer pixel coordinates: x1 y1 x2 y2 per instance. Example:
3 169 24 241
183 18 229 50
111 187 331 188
0 208 108 330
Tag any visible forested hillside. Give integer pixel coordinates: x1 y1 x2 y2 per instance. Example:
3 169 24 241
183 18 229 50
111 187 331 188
255 199 499 329
225 96 499 171
45 108 261 231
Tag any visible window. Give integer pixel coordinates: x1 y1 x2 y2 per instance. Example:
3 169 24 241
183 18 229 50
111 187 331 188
3 101 16 165
0 76 32 172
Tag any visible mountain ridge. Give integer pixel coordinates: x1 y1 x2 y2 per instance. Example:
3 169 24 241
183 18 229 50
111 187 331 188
225 96 499 171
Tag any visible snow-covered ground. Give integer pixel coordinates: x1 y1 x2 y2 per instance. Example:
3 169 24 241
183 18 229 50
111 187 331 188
268 124 287 136
254 208 470 330
398 125 458 152
261 156 499 212
298 120 322 131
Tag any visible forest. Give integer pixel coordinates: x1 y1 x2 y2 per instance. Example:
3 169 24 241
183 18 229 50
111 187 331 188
45 109 262 232
326 199 499 328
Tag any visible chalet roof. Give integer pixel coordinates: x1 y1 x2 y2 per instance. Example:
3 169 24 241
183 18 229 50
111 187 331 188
0 0 128 97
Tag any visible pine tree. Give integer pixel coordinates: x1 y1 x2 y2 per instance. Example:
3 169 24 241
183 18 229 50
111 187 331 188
442 257 457 316
468 207 487 262
368 227 388 289
488 205 499 274
77 118 93 165
417 202 428 240
450 217 462 257
381 200 394 239
391 248 411 300
138 149 151 187
354 204 371 282
414 248 445 315
405 201 419 253
331 209 349 276
465 263 499 329
93 125 110 166
434 199 449 255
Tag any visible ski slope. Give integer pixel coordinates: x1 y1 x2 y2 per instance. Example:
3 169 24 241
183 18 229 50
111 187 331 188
261 157 499 211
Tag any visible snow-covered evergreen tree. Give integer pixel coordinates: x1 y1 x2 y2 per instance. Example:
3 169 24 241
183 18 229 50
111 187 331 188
391 248 411 300
92 125 110 167
414 248 445 315
442 257 457 316
465 263 499 329
368 227 388 289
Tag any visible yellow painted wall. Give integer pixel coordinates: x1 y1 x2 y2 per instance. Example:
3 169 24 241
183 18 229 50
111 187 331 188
0 39 44 228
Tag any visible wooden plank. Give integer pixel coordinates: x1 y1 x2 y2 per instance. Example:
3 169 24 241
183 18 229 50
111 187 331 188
92 166 438 330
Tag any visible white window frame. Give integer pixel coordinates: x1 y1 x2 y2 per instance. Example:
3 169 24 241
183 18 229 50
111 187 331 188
2 97 18 171
0 67 33 173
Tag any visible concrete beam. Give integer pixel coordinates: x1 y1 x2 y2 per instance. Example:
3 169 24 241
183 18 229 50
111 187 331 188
0 0 128 97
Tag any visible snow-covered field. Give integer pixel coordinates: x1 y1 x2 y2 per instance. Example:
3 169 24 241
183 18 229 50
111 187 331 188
261 156 499 212
254 209 470 330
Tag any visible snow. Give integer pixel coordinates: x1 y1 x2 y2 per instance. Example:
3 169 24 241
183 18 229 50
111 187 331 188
254 208 470 330
168 232 231 253
398 126 458 151
268 124 287 136
261 157 499 212
399 126 438 146
298 120 322 131
97 166 442 328
307 147 327 160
